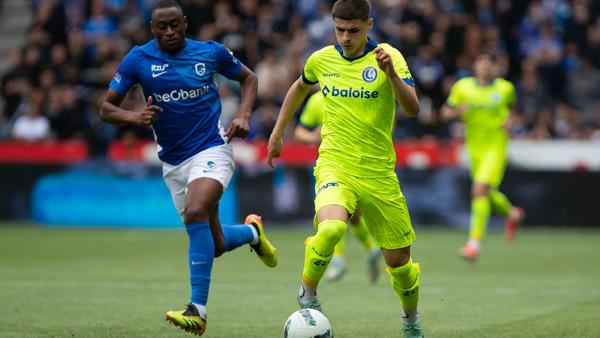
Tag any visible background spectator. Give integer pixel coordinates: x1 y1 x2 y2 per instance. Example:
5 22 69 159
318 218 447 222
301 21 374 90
0 0 598 152
12 95 51 141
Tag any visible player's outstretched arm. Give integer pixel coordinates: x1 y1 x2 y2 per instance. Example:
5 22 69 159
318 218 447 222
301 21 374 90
100 89 163 127
267 78 313 167
225 66 258 142
374 47 419 118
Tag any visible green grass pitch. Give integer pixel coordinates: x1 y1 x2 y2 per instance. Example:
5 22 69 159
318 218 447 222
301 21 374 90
1 223 599 337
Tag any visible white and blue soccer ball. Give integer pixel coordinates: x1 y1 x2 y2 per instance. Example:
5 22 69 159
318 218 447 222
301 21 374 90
283 308 333 338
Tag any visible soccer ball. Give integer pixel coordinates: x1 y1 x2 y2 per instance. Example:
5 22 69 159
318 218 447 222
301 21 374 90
283 308 333 338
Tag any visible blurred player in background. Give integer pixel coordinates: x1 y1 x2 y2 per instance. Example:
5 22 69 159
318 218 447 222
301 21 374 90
268 0 424 336
295 91 381 283
100 0 277 335
442 52 525 261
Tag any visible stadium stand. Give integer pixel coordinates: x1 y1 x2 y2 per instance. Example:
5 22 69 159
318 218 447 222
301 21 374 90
0 0 599 151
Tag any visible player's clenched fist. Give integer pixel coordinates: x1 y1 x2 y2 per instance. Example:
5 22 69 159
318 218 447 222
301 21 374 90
135 96 163 127
374 47 395 76
267 135 282 168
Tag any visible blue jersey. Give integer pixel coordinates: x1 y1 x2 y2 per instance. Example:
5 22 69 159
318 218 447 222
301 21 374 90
109 38 242 165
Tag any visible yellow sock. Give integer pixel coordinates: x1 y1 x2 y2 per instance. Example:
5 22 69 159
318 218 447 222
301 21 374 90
489 189 512 217
333 231 346 257
386 258 420 311
349 216 374 252
470 196 491 240
302 220 347 287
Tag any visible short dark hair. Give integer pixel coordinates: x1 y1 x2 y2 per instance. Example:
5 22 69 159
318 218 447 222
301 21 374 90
152 0 183 16
332 0 371 21
475 50 497 62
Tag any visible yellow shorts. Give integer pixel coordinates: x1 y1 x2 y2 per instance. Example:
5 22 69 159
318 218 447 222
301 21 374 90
470 147 507 188
313 167 416 249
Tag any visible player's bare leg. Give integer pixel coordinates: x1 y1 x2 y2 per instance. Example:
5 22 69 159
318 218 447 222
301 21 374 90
184 178 223 225
209 204 226 257
382 246 423 338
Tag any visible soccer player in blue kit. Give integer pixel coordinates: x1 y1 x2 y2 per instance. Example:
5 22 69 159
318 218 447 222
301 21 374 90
100 0 277 335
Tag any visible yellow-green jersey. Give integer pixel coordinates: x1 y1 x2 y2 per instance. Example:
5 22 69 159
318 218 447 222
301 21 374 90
447 77 516 153
302 37 414 178
298 91 325 130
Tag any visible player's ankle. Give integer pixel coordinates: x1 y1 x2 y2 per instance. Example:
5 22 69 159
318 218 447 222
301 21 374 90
247 224 259 245
192 303 207 320
298 283 317 303
402 309 419 325
509 207 521 219
467 238 480 250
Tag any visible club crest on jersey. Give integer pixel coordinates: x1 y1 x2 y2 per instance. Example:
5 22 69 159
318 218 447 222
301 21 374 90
362 66 378 83
195 63 206 76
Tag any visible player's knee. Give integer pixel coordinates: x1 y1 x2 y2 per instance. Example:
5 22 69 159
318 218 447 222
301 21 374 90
471 183 490 198
383 248 411 268
183 204 212 224
316 220 347 243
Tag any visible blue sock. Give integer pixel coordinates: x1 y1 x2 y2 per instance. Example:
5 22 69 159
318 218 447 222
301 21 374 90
222 224 255 252
186 221 214 305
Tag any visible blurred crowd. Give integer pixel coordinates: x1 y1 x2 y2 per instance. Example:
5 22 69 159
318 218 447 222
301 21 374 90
1 0 600 153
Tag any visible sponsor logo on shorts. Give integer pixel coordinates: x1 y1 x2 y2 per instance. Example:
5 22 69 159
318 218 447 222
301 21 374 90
316 182 338 194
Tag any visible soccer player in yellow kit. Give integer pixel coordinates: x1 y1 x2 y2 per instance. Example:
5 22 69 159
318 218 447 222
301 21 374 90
295 91 382 283
442 52 525 261
267 1 423 336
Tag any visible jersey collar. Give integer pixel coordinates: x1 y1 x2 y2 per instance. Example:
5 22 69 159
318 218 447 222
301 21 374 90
475 77 497 87
335 36 378 62
152 38 189 57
